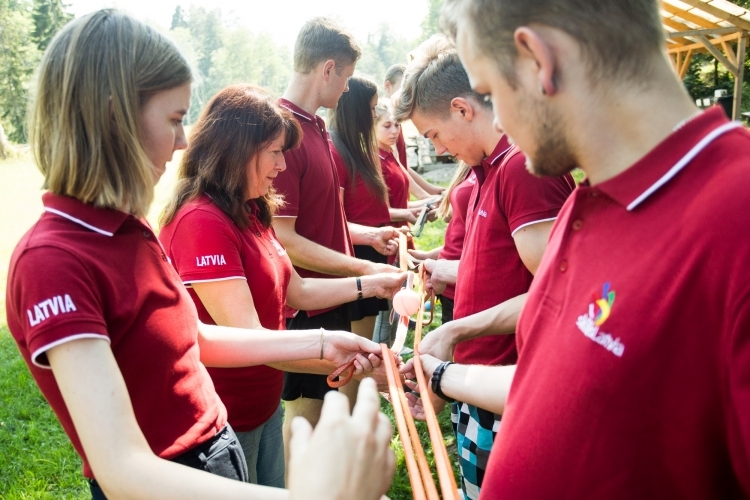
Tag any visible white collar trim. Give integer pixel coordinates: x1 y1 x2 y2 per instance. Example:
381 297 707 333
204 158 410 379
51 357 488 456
626 121 742 211
44 207 114 236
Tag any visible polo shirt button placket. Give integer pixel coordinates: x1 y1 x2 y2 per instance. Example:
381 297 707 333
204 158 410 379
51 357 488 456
142 230 151 238
559 260 569 273
572 219 583 231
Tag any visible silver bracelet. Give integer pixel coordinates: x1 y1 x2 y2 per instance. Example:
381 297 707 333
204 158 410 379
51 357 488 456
319 328 324 360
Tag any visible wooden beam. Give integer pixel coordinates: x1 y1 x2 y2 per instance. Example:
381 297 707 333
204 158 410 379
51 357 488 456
662 1 721 29
722 39 737 63
668 31 741 53
663 15 697 32
680 49 694 78
733 33 747 120
667 27 738 37
677 0 750 32
696 35 739 75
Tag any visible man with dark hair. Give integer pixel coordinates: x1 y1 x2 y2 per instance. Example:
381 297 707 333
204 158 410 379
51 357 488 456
405 0 750 498
273 17 400 469
394 34 574 499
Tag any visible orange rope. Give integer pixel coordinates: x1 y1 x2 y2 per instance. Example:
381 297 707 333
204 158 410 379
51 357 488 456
414 266 460 500
325 360 355 388
382 344 427 500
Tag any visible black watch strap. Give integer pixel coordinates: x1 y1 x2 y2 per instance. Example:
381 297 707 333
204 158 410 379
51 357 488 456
431 361 455 403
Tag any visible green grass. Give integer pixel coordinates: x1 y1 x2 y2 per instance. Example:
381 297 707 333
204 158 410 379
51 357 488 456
0 327 88 499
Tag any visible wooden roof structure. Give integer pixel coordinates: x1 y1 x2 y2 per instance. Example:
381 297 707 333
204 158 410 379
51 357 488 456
663 0 749 119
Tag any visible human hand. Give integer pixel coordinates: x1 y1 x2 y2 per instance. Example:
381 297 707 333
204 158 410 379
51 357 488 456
354 356 390 391
371 227 400 256
400 354 447 421
322 330 383 369
362 272 407 300
422 259 446 295
417 323 456 362
426 206 439 222
288 379 395 500
364 262 401 275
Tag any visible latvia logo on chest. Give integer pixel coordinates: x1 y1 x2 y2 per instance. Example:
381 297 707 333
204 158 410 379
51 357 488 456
576 282 625 357
270 235 287 256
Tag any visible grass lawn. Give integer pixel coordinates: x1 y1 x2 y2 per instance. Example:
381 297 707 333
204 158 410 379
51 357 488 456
0 152 458 498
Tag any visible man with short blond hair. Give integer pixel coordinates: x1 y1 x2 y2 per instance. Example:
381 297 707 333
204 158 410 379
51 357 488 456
394 34 573 499
405 0 750 498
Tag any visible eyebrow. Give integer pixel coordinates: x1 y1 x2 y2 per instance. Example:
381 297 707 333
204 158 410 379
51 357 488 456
422 129 432 139
177 109 188 116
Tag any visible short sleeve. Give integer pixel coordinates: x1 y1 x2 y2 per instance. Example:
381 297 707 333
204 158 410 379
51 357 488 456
727 287 750 495
275 144 306 217
166 209 246 283
8 247 109 368
500 153 574 234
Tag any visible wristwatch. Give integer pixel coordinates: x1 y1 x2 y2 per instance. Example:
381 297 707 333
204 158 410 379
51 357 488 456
431 361 455 403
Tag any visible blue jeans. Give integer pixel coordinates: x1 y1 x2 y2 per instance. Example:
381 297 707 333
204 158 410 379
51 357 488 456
235 403 285 488
89 424 248 499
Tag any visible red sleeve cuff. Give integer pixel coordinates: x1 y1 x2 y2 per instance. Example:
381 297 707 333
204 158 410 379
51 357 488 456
509 210 560 235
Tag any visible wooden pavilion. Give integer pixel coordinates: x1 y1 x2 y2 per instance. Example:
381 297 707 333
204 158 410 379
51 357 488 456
663 0 750 119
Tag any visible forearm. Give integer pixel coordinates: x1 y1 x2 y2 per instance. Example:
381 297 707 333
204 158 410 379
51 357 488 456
198 323 323 368
447 293 527 343
287 276 379 311
407 167 442 196
268 359 336 375
389 208 416 222
439 363 515 415
347 222 383 247
407 172 433 200
278 226 369 277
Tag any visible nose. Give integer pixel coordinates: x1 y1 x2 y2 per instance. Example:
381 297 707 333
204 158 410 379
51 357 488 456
432 141 448 156
493 115 505 134
175 126 188 151
277 156 287 172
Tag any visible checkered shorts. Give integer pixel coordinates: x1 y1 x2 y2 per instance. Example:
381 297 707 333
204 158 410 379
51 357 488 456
451 401 501 500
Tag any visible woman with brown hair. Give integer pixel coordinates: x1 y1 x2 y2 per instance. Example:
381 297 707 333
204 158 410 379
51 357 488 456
6 10 395 499
159 83 403 488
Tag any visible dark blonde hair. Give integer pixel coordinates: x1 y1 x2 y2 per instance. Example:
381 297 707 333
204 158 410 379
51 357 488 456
294 17 362 74
441 0 664 86
29 9 192 217
392 35 489 122
161 84 302 229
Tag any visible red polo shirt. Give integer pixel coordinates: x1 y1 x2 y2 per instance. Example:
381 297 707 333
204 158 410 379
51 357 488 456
331 142 391 227
275 99 353 316
438 170 477 300
481 108 750 498
453 136 574 366
380 148 409 210
159 195 292 432
6 193 226 479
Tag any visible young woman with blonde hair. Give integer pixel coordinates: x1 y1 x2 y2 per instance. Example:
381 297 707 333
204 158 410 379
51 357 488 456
6 10 393 500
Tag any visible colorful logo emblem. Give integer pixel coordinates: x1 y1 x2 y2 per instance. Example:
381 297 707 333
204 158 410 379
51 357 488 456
576 282 624 357
591 282 616 327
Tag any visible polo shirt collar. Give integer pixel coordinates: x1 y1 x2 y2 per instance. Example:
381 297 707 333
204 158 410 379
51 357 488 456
481 135 513 172
42 192 130 237
379 148 393 161
278 98 328 130
592 107 742 211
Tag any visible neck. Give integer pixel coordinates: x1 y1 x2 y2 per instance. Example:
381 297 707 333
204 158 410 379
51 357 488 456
378 142 391 152
476 109 503 159
283 73 323 116
567 64 699 186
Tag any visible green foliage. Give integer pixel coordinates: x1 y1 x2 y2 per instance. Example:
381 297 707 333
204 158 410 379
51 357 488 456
420 0 444 42
0 0 41 143
0 328 88 498
356 24 413 86
31 0 72 52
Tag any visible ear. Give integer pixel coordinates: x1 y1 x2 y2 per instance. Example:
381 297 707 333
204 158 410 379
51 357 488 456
384 81 392 94
449 96 475 122
514 27 557 96
321 59 336 82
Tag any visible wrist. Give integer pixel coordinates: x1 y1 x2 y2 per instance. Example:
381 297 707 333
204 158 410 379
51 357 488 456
431 361 455 403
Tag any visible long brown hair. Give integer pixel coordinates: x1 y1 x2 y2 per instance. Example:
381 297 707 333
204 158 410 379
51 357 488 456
329 75 388 203
161 84 301 229
30 9 192 218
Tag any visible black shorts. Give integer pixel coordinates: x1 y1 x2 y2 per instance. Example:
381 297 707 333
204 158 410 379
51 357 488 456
439 295 454 324
281 304 352 401
348 245 389 321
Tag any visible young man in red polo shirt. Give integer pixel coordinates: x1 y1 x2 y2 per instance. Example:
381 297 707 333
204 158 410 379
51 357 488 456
393 35 574 499
404 0 750 498
272 17 401 458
